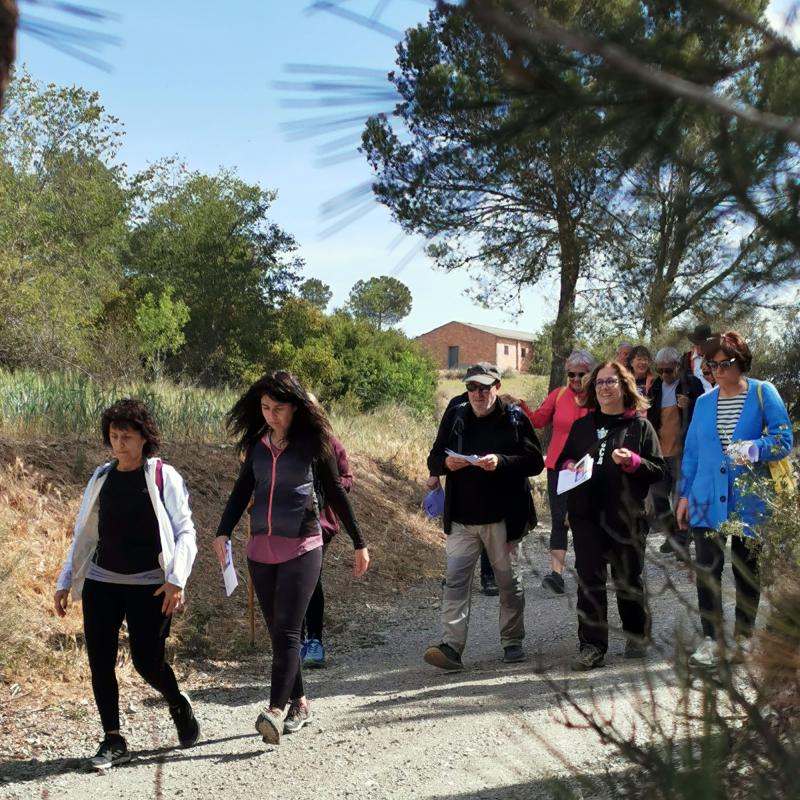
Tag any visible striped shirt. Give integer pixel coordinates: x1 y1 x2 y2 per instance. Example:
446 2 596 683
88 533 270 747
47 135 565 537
717 393 747 445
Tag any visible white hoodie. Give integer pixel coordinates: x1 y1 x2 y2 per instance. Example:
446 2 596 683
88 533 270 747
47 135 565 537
56 457 197 598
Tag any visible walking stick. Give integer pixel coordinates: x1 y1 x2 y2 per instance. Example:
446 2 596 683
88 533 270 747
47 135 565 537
247 511 255 647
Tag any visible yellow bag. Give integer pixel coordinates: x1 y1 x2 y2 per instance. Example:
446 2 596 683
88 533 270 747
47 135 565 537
757 383 797 497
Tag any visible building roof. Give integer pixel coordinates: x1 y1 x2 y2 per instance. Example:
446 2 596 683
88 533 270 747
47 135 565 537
458 321 538 342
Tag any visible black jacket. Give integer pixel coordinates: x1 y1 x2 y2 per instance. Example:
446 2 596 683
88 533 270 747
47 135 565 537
557 411 665 534
647 372 704 445
427 398 544 542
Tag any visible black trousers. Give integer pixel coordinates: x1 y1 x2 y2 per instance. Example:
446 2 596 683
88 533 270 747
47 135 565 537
692 527 761 639
82 578 182 733
546 468 570 551
303 540 330 642
249 547 323 709
572 518 648 654
650 455 686 544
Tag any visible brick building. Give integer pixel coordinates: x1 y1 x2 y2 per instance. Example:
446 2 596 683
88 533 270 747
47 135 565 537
415 321 536 372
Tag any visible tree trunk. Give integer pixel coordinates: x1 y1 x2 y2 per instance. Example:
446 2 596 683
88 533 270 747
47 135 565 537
547 129 580 392
0 0 17 110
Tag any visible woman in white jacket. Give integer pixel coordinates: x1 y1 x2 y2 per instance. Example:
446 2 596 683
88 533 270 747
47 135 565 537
53 399 199 769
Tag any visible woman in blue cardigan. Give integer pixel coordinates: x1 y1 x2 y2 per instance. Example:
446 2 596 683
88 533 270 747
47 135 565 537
676 331 793 669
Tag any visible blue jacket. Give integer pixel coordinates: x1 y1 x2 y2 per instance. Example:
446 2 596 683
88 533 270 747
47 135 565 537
680 379 793 535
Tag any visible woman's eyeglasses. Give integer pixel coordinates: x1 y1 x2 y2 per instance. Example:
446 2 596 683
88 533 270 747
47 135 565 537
466 382 494 393
567 371 586 379
706 358 736 371
594 377 620 388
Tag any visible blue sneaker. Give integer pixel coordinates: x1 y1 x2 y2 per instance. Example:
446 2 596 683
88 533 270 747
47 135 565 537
303 638 326 668
300 639 310 661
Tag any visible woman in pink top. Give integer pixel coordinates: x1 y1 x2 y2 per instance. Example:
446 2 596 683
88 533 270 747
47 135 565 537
504 350 594 594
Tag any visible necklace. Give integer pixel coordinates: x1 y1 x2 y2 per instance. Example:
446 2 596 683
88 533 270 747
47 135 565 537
270 432 289 449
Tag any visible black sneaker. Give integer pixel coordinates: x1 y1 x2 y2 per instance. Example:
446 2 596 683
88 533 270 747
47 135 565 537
503 645 526 663
283 701 313 734
423 643 464 671
89 734 131 770
481 576 499 596
571 645 605 671
623 637 648 659
541 571 565 594
658 538 674 554
169 691 200 748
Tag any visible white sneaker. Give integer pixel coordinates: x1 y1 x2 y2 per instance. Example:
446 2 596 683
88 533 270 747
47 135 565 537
731 636 753 664
689 636 719 669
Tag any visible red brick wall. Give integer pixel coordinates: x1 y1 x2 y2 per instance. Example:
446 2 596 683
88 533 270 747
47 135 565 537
415 322 498 369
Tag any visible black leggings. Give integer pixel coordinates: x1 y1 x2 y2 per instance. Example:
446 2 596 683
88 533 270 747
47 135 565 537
692 527 761 639
572 518 648 654
249 547 323 709
82 579 182 733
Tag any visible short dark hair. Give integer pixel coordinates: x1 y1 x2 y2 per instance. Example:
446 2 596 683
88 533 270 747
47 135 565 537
704 330 752 372
101 399 161 456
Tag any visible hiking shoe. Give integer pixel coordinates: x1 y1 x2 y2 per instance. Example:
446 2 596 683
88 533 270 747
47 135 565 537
503 645 526 663
688 637 719 670
658 538 674 554
481 576 499 596
169 691 200 748
624 637 648 660
89 734 131 770
730 636 753 665
423 643 464 671
571 645 605 671
255 708 283 745
283 701 313 734
300 639 310 661
303 638 326 668
541 571 565 594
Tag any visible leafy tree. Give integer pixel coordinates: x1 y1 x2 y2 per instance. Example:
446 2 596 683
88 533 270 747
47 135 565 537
361 5 616 389
298 277 333 309
0 69 129 370
345 275 412 330
128 168 302 384
135 288 190 379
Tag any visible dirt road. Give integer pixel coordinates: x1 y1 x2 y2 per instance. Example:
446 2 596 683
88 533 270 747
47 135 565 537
0 533 710 800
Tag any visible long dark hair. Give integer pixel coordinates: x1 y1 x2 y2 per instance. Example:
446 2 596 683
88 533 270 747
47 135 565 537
226 371 335 457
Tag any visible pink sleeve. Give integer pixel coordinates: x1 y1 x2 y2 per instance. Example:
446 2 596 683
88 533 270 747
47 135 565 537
333 438 353 493
620 453 641 473
529 389 558 429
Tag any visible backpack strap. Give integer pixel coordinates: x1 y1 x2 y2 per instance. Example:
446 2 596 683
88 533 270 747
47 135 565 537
155 458 165 504
556 386 568 403
448 402 470 453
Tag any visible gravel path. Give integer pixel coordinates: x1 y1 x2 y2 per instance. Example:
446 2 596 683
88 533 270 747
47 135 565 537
0 531 725 800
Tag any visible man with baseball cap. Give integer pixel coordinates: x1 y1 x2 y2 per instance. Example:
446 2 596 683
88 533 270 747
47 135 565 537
680 323 716 393
423 362 544 670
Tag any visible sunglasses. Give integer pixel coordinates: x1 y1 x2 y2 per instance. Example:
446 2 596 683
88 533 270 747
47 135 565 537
706 358 736 371
466 382 495 393
594 378 620 388
656 367 675 375
567 371 586 379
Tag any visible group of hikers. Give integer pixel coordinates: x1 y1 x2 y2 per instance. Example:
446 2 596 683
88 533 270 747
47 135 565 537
51 326 794 769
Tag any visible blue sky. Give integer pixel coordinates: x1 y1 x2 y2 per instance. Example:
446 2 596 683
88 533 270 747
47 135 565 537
14 0 553 338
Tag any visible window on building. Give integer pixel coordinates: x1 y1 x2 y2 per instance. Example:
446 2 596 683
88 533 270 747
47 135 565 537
503 345 509 355
521 347 527 357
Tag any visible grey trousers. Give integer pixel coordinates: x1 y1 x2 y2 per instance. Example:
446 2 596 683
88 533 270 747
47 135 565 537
441 520 525 654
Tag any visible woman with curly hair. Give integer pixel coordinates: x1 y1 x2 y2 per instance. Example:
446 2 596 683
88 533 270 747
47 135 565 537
558 362 666 671
214 371 369 746
54 399 199 769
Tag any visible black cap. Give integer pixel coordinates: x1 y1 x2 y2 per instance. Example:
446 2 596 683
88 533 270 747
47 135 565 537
687 323 713 345
464 362 501 385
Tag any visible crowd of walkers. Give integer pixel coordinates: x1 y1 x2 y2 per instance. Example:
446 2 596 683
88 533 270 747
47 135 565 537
423 324 793 673
51 324 794 769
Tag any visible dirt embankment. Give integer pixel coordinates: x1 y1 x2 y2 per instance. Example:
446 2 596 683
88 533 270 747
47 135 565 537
0 436 444 757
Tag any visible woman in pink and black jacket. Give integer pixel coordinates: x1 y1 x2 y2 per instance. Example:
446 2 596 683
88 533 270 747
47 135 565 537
505 350 594 594
213 372 369 746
